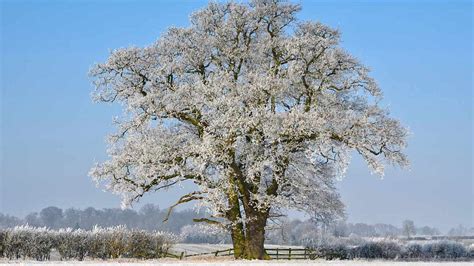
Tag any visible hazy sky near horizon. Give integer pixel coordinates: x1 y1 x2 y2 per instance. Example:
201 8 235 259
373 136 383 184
1 0 472 231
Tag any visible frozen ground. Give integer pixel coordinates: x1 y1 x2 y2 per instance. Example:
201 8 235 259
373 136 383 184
0 258 472 265
2 244 472 265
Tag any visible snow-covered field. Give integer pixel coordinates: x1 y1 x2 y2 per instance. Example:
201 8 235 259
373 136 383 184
2 244 472 265
1 258 472 266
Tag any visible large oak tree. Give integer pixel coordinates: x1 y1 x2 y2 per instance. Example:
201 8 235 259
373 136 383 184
90 0 408 259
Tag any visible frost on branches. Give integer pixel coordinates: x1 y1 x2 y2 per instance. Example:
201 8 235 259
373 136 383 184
89 0 408 259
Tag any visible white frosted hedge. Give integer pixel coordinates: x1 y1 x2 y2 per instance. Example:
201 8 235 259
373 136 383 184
0 225 178 261
306 238 474 261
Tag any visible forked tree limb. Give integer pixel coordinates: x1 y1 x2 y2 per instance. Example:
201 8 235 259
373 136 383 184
192 218 222 225
163 191 204 222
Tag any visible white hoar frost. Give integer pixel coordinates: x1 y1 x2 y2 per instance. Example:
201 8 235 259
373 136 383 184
90 0 408 228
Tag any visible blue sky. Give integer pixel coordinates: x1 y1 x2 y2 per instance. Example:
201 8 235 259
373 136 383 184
1 0 472 231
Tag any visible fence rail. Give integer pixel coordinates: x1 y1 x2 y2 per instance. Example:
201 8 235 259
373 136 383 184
172 247 315 260
266 248 313 260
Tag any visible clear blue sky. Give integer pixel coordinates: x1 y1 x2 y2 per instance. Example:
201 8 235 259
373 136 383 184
1 0 472 232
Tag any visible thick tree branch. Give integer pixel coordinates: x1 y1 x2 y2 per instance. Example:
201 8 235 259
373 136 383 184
163 191 204 222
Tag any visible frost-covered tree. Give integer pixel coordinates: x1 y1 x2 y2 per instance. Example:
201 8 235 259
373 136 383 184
402 220 416 238
90 0 408 259
448 224 473 236
39 207 63 229
418 225 440 236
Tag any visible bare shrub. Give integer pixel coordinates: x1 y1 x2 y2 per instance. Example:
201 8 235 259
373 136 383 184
403 243 423 258
422 241 467 259
56 228 89 260
308 238 472 261
1 225 177 261
0 229 6 258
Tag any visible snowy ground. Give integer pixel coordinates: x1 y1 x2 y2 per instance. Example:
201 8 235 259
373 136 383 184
0 258 472 265
2 244 472 265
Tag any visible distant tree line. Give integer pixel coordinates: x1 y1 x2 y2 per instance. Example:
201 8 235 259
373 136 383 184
330 219 443 238
0 205 197 234
1 206 472 242
264 219 453 246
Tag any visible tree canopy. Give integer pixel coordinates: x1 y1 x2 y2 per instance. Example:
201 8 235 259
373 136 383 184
90 0 408 259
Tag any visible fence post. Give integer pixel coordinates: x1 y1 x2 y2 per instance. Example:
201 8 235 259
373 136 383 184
276 248 279 259
215 250 219 256
179 252 184 260
288 248 291 260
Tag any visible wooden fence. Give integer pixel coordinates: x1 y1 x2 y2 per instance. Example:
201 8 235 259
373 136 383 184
266 248 314 260
169 247 316 260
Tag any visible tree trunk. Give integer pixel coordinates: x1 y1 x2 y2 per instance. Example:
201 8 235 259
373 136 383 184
244 216 269 259
230 222 246 258
226 174 247 258
227 163 271 260
228 209 270 259
233 206 268 260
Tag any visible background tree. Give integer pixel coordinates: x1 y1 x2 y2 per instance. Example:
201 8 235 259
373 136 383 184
62 208 81 229
39 206 63 229
448 224 474 236
418 225 440 236
89 0 408 259
402 219 416 239
0 214 21 229
24 212 41 227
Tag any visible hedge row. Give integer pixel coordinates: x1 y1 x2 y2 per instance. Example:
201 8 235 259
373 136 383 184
0 225 178 261
307 240 474 261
